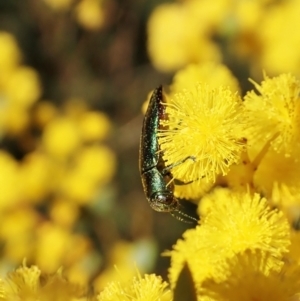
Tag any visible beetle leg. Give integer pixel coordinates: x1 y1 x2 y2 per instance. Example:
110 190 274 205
173 178 195 185
161 156 196 176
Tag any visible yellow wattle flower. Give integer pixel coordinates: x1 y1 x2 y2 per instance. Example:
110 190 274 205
79 111 111 142
42 117 81 159
259 0 300 75
244 73 300 157
0 32 21 72
75 0 105 30
42 0 74 11
0 262 84 301
171 62 240 95
254 148 300 200
98 272 171 301
202 249 300 301
168 191 290 291
4 66 41 108
158 83 246 183
201 191 290 258
147 3 220 72
0 151 20 208
174 178 214 201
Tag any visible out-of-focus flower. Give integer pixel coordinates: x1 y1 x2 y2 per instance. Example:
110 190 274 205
244 73 300 157
66 248 103 286
0 208 38 261
19 152 57 203
35 223 73 272
254 148 300 200
184 0 230 32
171 62 240 95
43 0 75 11
0 104 30 135
0 67 41 134
0 151 21 209
147 3 221 72
0 32 21 73
33 101 58 129
97 271 172 301
35 222 95 280
75 0 105 30
50 198 80 228
146 0 300 77
42 117 81 159
231 0 264 32
221 150 256 192
158 83 246 184
75 145 116 184
201 249 300 301
217 0 265 62
271 183 300 226
0 30 117 286
259 0 300 75
60 145 116 204
0 262 85 301
94 239 158 292
289 230 300 265
168 191 290 290
3 67 41 108
79 111 111 142
0 33 41 136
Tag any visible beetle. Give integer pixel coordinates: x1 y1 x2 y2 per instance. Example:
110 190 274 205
139 86 197 223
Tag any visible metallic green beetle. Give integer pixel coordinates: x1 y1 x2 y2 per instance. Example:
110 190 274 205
139 86 197 222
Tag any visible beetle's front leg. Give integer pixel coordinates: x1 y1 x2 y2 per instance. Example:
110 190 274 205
161 156 196 176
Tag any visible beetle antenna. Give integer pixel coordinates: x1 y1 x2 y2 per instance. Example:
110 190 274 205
171 208 198 224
